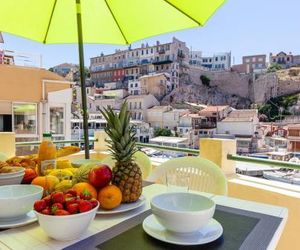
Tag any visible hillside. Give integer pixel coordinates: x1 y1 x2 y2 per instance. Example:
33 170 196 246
162 66 252 108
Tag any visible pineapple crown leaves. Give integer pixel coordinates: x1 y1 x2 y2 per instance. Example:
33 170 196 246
100 102 138 163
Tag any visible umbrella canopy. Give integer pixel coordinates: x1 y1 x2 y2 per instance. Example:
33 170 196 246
0 0 225 158
0 0 224 44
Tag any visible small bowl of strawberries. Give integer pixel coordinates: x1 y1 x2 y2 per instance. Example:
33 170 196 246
34 189 99 241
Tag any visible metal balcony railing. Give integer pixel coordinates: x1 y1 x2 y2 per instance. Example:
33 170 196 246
14 139 300 170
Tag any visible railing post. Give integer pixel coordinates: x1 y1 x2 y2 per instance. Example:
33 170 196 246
200 138 236 175
0 132 15 158
94 131 109 152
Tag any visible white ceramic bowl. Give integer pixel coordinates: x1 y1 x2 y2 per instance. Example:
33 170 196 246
0 184 43 219
0 168 25 186
151 192 215 234
35 203 99 241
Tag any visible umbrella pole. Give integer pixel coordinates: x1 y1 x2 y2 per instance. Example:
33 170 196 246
76 0 89 159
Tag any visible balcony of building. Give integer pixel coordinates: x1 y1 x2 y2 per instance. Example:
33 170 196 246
1 132 300 249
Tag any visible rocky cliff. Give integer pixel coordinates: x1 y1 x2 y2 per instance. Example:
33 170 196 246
162 66 252 108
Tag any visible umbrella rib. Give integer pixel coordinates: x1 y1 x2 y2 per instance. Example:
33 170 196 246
163 0 203 26
43 0 58 43
104 0 129 45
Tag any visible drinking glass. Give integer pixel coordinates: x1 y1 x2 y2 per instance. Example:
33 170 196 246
165 171 190 192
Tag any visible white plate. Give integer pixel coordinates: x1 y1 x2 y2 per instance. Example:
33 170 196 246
143 214 223 246
71 159 102 168
0 211 37 229
96 195 146 214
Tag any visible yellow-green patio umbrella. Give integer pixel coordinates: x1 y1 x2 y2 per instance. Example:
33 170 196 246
0 0 225 158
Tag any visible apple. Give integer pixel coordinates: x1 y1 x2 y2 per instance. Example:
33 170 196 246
88 164 112 188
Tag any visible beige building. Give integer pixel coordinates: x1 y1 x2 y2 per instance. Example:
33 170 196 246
147 106 172 128
126 94 159 121
0 64 73 144
139 73 170 100
147 106 188 130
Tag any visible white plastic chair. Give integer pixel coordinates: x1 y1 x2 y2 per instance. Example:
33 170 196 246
147 156 228 195
101 151 152 180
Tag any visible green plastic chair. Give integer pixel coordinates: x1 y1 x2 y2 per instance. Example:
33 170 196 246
101 151 152 180
148 156 228 195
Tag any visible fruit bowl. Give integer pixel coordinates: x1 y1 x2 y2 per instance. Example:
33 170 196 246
151 192 215 234
35 202 99 241
0 184 43 219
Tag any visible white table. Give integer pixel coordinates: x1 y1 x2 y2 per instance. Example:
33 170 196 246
0 184 288 250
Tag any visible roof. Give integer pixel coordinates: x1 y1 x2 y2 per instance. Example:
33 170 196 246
287 124 300 129
149 136 188 144
227 109 257 118
222 117 254 122
125 94 150 100
148 105 170 110
139 72 170 79
199 105 229 113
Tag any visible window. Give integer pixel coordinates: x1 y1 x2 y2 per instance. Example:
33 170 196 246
50 107 64 135
13 103 37 135
135 83 138 87
139 102 142 109
129 103 132 109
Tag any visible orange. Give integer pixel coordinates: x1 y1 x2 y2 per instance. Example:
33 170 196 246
31 175 59 195
73 182 97 199
98 185 122 210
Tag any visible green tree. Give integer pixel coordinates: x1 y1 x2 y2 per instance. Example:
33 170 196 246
267 63 282 73
200 75 210 87
154 128 172 137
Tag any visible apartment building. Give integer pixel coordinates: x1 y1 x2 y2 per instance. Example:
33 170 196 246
90 37 189 89
51 63 78 77
126 94 159 121
242 55 267 74
217 109 260 153
269 52 300 69
0 64 73 144
217 109 259 136
198 105 232 125
147 106 172 128
287 124 300 151
189 51 231 71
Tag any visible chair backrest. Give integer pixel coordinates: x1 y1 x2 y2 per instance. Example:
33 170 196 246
101 151 152 180
147 156 228 195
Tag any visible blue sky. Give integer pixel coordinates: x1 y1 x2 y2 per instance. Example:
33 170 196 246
1 0 299 68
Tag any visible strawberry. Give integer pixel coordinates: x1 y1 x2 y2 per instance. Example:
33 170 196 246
66 189 77 197
80 189 92 200
42 195 52 206
67 203 79 214
78 200 92 213
89 198 98 208
65 196 79 206
41 207 51 215
34 200 47 212
51 192 65 204
55 209 70 216
64 193 73 200
51 203 64 214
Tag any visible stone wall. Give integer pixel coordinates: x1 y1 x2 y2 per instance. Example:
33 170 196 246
252 73 278 104
276 68 300 96
188 66 252 99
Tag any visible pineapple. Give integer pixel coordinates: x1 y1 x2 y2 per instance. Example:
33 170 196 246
100 102 142 203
